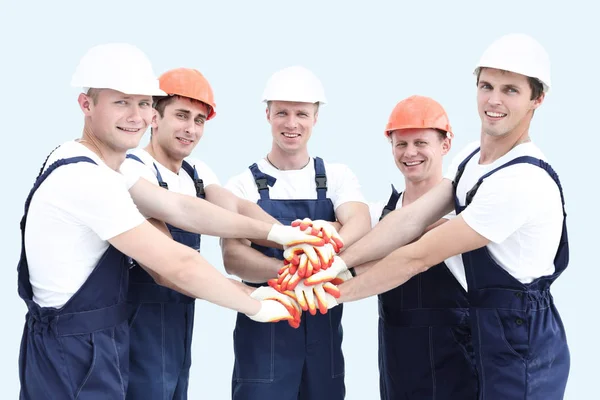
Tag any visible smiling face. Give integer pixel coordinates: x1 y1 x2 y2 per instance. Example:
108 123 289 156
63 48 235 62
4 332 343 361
390 128 450 183
79 88 152 153
477 68 544 139
151 96 209 161
266 101 318 155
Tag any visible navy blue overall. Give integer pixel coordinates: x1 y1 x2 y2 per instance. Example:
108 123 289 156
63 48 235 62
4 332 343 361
125 155 204 400
377 185 478 400
18 156 131 399
232 157 345 400
454 148 570 399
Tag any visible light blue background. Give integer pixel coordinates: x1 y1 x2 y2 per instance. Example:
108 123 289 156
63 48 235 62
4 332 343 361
1 1 596 398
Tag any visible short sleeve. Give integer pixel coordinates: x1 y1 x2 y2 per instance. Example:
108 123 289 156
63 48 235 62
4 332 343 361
120 157 159 189
53 164 145 240
225 171 251 200
460 165 541 244
330 164 367 209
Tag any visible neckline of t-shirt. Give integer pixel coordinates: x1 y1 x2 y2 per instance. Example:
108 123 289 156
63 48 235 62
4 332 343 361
475 141 539 169
258 157 314 174
134 149 190 179
71 140 107 166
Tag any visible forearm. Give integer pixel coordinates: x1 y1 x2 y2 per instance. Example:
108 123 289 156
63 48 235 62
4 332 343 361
222 238 281 283
339 180 453 268
238 199 280 225
337 213 371 248
353 259 379 275
167 248 261 315
178 196 272 240
339 244 427 303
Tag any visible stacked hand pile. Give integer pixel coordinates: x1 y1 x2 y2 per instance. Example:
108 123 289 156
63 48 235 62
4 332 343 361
250 218 351 328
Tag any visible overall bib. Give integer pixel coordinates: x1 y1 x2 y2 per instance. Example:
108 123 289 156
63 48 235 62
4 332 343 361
232 157 345 400
454 148 570 399
125 155 204 400
19 156 130 399
378 185 478 400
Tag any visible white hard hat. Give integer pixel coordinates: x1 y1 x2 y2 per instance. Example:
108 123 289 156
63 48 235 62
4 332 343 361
71 43 166 96
474 33 551 93
262 66 327 104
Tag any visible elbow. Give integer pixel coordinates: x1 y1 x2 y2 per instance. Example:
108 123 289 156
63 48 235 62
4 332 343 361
162 250 199 287
221 242 240 276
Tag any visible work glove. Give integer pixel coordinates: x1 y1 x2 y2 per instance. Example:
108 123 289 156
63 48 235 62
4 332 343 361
269 272 350 315
267 224 326 247
248 288 302 328
291 218 344 252
304 256 349 286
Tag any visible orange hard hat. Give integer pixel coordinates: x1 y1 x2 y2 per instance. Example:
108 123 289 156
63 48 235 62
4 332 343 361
384 95 453 139
159 68 216 120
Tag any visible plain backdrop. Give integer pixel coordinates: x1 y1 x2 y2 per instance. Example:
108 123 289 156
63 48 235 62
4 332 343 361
1 1 596 398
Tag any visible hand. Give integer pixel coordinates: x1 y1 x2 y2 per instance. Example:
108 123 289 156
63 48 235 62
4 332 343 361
304 256 349 286
269 279 341 315
267 224 326 247
283 244 322 276
248 288 302 328
291 218 344 252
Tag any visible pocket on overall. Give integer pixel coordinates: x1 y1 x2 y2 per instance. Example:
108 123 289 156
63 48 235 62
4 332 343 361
60 332 97 398
61 327 128 399
233 313 274 382
488 308 530 362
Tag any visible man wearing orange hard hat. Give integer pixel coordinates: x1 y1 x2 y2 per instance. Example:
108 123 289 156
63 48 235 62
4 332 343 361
120 68 322 399
373 95 477 399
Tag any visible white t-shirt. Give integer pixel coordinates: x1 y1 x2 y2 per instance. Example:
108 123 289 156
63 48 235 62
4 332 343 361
225 158 366 209
443 141 563 288
120 149 220 201
24 141 145 308
369 191 467 289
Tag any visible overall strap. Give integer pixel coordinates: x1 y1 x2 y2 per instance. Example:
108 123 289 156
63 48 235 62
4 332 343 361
181 160 205 199
379 184 401 221
453 147 480 192
314 157 328 200
464 156 565 213
249 163 277 201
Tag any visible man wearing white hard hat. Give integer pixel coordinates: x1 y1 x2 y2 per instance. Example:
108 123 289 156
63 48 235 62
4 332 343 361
222 66 371 399
17 45 322 399
119 67 312 399
304 34 570 399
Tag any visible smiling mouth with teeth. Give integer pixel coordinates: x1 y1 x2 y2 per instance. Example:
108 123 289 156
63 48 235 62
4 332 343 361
282 133 300 138
118 127 140 132
485 111 507 118
176 137 193 144
403 161 424 166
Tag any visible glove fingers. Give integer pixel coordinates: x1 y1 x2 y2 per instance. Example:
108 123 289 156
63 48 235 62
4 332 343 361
314 286 329 314
285 236 326 247
331 237 344 252
278 264 290 275
280 272 293 291
305 290 317 316
277 268 289 285
305 259 314 278
323 282 341 298
286 272 302 290
304 272 335 286
297 253 308 278
294 287 308 311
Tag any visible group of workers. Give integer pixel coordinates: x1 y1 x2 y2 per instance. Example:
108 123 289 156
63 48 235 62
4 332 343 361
17 32 570 400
